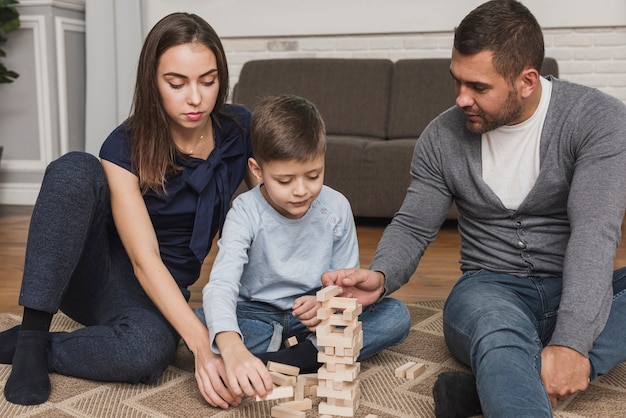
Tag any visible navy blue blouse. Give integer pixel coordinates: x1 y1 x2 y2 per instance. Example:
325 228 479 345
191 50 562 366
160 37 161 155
99 104 252 296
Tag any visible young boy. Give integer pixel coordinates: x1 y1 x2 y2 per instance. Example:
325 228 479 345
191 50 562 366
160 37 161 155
196 95 410 399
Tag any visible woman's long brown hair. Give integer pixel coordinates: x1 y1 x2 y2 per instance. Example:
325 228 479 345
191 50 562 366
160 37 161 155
128 13 230 194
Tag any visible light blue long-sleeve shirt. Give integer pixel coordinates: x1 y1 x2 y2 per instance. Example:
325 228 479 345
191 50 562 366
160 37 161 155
202 184 359 351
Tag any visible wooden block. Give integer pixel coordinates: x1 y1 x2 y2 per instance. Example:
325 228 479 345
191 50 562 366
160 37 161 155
316 285 339 302
342 305 362 321
328 395 359 408
316 380 359 400
318 351 358 365
318 363 360 382
297 373 319 386
317 332 358 348
344 336 363 357
294 372 317 400
294 379 304 401
394 361 416 378
328 313 358 327
268 361 300 376
256 384 294 401
270 371 297 386
344 322 362 338
326 296 359 310
284 336 298 348
405 362 426 379
270 404 305 418
319 400 357 417
335 345 345 356
317 323 333 336
278 398 313 411
316 306 332 320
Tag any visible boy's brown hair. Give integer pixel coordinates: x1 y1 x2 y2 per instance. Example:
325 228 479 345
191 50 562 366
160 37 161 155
251 95 326 164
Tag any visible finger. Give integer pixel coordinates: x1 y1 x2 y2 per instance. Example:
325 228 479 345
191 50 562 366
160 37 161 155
321 271 340 286
196 372 231 409
233 370 257 397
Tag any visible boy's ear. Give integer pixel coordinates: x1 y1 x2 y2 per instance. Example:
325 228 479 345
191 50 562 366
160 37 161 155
248 157 263 183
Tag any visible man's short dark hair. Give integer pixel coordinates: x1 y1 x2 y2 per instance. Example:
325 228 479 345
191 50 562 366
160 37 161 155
454 0 545 83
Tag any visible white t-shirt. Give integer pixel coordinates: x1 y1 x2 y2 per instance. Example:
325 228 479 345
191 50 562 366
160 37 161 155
482 76 552 210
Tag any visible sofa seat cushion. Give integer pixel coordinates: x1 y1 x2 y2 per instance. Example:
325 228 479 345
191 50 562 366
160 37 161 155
325 136 416 218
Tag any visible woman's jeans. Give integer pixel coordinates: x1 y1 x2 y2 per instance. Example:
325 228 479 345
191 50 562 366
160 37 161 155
16 152 178 384
443 268 626 417
196 296 411 360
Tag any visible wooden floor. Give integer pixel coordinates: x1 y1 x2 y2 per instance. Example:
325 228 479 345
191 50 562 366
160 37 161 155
2 204 626 317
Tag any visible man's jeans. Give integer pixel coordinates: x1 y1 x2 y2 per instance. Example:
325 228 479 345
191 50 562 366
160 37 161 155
443 268 626 417
195 296 410 360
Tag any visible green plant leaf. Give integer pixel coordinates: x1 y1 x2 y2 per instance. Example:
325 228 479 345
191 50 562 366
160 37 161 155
0 0 20 83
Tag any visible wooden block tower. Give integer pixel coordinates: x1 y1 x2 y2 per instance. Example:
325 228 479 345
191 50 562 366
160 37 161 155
315 285 363 417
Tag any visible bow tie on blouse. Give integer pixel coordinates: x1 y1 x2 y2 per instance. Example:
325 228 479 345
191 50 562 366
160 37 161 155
184 137 244 263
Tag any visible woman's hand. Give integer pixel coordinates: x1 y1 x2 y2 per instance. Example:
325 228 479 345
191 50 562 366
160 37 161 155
292 295 321 331
193 343 242 409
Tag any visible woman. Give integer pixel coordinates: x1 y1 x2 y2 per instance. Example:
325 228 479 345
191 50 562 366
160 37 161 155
0 12 252 409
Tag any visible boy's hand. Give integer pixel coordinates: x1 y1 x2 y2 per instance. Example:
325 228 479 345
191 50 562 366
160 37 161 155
216 332 274 400
194 346 242 409
292 295 321 331
222 344 273 399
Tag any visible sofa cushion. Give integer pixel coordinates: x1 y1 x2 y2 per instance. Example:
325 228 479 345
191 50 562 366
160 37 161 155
325 135 416 218
387 59 457 140
233 58 393 138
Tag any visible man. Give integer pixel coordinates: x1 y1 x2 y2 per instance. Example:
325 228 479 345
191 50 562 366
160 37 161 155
322 0 626 416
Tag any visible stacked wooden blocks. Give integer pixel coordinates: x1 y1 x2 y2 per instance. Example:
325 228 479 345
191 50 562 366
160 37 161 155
260 361 319 417
315 285 363 417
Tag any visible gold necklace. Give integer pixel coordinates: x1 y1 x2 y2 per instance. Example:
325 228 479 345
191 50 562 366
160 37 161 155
187 133 206 155
183 125 211 155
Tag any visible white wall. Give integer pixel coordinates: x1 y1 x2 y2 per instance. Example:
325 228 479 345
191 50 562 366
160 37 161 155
142 0 626 37
138 1 626 106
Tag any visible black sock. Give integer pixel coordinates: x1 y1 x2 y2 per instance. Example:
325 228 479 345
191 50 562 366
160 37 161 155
0 325 21 364
255 339 322 374
4 330 52 405
433 371 482 418
0 308 52 365
22 307 53 332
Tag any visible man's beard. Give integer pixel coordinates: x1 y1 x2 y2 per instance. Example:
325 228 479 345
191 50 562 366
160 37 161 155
464 89 523 134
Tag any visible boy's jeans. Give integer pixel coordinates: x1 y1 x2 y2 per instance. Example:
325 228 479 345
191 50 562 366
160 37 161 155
195 296 411 360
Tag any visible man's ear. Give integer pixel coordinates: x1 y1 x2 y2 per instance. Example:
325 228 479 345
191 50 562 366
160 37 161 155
248 157 263 183
518 67 540 99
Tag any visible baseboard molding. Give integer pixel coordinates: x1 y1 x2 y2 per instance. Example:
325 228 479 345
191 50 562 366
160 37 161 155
0 183 40 205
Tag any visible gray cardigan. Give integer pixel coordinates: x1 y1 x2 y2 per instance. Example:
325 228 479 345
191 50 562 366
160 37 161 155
372 77 626 356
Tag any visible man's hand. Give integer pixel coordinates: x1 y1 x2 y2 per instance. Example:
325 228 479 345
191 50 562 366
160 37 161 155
321 268 385 306
292 295 321 331
541 345 590 407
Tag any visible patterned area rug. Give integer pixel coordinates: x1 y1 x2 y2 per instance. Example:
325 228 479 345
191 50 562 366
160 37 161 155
0 301 624 417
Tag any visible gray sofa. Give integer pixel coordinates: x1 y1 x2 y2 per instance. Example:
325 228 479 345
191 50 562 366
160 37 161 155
233 57 558 219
